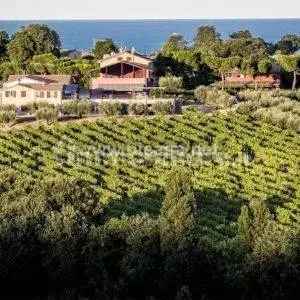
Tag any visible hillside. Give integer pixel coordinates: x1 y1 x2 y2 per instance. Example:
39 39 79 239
1 111 299 223
0 110 299 299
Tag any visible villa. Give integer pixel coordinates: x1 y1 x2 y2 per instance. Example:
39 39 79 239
91 50 156 98
0 75 79 106
223 68 281 88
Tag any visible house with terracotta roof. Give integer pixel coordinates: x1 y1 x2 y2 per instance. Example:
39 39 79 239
91 50 156 98
223 68 281 88
0 75 78 106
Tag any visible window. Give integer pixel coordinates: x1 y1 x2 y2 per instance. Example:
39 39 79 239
36 92 40 98
47 91 51 98
40 91 45 98
53 91 58 98
21 91 27 98
11 91 16 98
5 91 10 98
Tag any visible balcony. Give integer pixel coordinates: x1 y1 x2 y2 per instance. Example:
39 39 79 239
91 77 153 92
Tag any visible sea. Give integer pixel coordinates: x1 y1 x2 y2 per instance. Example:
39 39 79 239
0 19 299 54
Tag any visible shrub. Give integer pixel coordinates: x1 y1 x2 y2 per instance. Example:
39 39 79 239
62 100 93 118
0 104 16 112
149 87 168 99
254 109 300 132
238 90 262 102
98 102 128 116
257 96 286 108
277 102 294 112
77 101 93 118
36 107 58 124
194 85 209 102
152 101 173 115
235 102 259 114
27 101 55 114
129 103 148 115
0 110 16 125
205 88 237 109
62 101 78 115
159 75 183 92
194 87 236 109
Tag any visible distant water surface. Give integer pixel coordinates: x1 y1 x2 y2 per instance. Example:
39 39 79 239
0 19 299 53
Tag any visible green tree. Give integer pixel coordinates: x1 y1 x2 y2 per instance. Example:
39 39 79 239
218 56 240 88
28 53 58 74
275 53 300 90
257 58 273 74
0 61 23 81
202 48 240 89
92 39 118 60
230 30 252 39
276 34 300 54
7 24 61 65
159 75 183 92
0 31 9 60
237 199 293 259
194 26 221 48
71 58 100 88
161 33 187 54
160 168 196 252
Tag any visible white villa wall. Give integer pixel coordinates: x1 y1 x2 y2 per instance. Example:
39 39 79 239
0 85 63 106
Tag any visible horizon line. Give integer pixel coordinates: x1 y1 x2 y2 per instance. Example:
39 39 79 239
1 17 300 21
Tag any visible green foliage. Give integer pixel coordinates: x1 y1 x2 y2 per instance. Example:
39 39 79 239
274 53 300 89
0 111 299 298
238 200 293 260
98 101 128 116
28 53 58 74
194 85 209 101
275 53 300 73
154 48 212 89
7 24 60 65
159 75 183 92
92 39 118 59
257 58 273 74
196 87 237 109
160 167 196 251
149 87 169 98
1 25 300 299
0 60 23 81
0 110 16 125
194 26 221 48
161 33 187 54
35 107 58 124
230 30 252 39
275 34 300 54
235 89 300 131
0 104 16 112
63 100 93 118
23 101 55 114
152 101 173 114
128 103 149 115
71 58 99 88
0 31 10 60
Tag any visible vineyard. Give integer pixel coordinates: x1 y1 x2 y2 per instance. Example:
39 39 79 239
0 111 299 243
